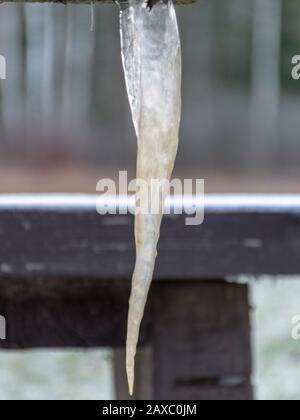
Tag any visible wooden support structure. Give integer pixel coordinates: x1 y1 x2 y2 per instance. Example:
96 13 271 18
0 194 300 399
114 281 252 400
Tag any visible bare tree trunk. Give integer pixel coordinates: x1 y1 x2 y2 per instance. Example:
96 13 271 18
42 4 55 129
249 0 282 168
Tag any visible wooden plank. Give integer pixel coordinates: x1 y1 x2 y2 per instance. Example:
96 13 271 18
0 278 253 401
151 281 253 400
0 194 299 279
0 278 150 348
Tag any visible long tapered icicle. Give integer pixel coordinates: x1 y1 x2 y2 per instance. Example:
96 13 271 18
119 0 181 395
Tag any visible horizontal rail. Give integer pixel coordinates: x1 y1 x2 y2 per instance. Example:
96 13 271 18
0 193 300 213
0 194 299 279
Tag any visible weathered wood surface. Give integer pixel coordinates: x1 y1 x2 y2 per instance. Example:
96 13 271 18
112 281 252 400
0 195 257 399
0 278 143 348
0 278 252 400
151 281 253 400
0 194 300 280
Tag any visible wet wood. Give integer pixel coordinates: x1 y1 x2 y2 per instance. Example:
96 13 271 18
0 278 148 348
0 276 253 400
0 195 300 280
106 281 253 400
0 194 279 399
152 281 253 400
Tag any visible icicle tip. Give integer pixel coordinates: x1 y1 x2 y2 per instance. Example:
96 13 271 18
126 360 134 396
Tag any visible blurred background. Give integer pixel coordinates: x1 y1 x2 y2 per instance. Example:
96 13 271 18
0 0 299 400
0 0 300 192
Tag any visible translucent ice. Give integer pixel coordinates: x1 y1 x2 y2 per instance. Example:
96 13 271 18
118 0 181 395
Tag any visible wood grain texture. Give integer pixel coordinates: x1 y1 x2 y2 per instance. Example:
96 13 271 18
0 195 299 280
0 278 150 348
152 281 253 400
0 278 253 401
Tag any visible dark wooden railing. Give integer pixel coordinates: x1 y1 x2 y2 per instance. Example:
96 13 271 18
0 194 299 400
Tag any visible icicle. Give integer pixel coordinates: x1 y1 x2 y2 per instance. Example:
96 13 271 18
118 0 181 395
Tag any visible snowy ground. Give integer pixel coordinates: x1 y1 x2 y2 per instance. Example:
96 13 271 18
0 350 114 400
0 278 299 400
252 277 300 400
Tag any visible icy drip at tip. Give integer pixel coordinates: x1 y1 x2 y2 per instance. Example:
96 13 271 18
118 0 181 395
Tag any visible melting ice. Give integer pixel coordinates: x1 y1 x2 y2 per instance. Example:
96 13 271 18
118 0 182 394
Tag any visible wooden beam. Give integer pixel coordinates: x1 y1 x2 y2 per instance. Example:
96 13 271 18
0 277 253 401
0 278 151 348
0 194 300 280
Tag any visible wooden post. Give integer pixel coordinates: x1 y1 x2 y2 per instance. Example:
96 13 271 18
151 280 253 400
113 347 153 400
112 280 253 400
